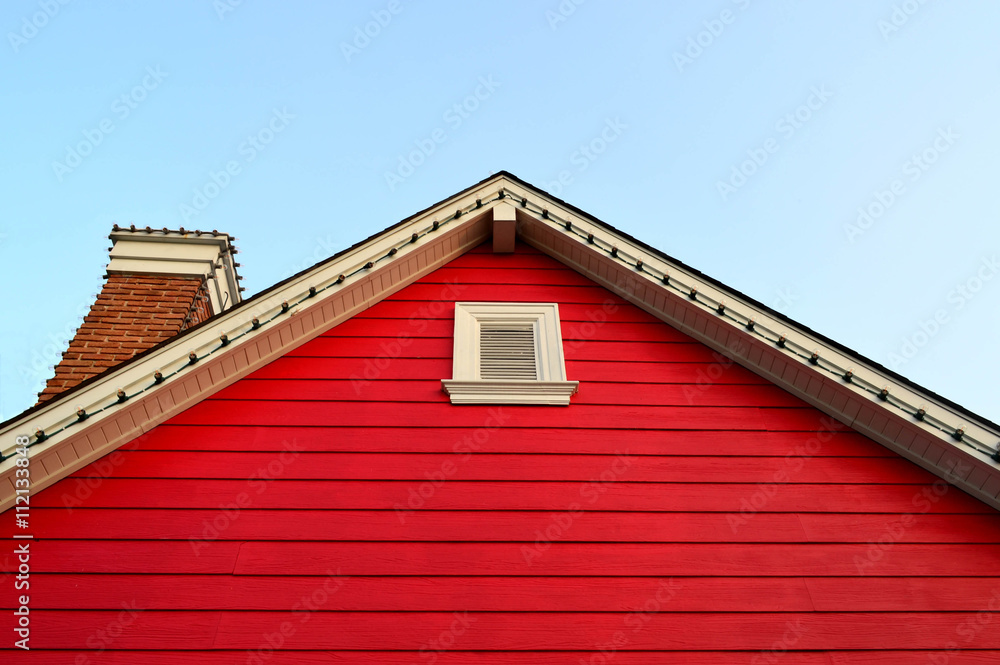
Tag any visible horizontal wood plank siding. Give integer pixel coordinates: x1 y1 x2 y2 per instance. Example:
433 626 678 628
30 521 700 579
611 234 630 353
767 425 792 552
4 241 998 662
11 653 1000 665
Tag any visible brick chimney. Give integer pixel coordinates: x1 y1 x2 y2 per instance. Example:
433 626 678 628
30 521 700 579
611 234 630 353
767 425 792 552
37 226 242 403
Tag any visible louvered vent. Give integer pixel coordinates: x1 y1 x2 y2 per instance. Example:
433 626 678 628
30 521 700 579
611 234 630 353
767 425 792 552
479 323 537 380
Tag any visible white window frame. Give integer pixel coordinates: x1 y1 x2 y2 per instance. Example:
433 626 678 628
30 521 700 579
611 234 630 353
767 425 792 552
442 302 579 405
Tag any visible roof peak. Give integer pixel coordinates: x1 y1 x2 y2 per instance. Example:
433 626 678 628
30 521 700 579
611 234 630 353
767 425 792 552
1 174 998 512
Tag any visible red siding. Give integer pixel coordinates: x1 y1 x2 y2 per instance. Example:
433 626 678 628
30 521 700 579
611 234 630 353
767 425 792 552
5 242 1000 663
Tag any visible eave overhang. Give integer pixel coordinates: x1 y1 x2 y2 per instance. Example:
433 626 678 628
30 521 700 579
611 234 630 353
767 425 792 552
497 178 1000 510
0 188 497 511
1 172 998 511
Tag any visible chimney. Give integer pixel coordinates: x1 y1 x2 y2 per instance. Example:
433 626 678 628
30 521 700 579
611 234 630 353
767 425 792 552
37 226 242 403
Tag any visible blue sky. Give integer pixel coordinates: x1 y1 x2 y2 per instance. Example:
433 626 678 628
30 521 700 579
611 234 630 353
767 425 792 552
1 1 998 425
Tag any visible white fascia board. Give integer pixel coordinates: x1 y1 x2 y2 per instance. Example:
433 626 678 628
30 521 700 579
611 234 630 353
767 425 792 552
3 172 997 511
0 188 503 512
495 178 1000 510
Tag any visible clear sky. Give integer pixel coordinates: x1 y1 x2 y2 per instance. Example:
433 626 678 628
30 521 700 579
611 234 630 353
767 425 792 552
1 1 998 426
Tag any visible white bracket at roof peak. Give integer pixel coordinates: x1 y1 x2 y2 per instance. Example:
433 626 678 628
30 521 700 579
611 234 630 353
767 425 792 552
492 201 517 253
2 171 998 511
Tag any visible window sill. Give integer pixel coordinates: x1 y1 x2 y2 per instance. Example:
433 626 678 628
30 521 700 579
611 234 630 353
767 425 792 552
441 380 579 406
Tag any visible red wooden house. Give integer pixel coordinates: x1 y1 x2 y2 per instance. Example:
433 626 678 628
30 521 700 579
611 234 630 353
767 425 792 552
3 172 1000 663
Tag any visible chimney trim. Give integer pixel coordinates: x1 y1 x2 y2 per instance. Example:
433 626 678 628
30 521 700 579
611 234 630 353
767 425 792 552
107 229 241 314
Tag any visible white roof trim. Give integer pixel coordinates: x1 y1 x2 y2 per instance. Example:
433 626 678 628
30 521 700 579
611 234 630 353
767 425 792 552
0 187 497 511
2 173 998 511
495 178 1000 509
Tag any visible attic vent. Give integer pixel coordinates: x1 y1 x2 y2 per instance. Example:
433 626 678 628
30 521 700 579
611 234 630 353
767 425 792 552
479 324 538 380
442 302 579 405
